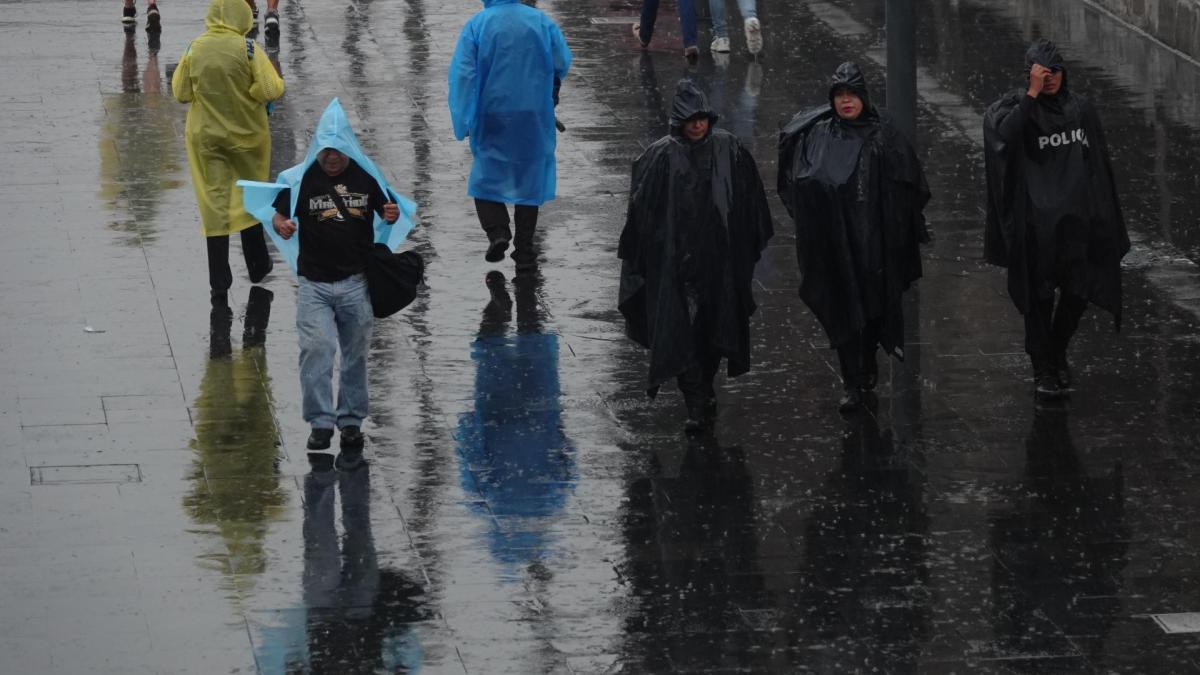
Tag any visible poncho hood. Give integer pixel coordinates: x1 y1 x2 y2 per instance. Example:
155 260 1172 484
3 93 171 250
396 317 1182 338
669 79 719 135
237 98 417 275
827 62 872 111
204 0 253 35
1025 38 1070 99
1025 38 1065 71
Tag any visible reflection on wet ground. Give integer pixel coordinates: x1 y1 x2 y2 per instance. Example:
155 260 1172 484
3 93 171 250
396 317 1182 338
1 0 1200 672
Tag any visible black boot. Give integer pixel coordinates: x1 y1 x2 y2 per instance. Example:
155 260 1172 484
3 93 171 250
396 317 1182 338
1032 359 1066 402
476 199 512 263
485 231 511 263
511 206 539 272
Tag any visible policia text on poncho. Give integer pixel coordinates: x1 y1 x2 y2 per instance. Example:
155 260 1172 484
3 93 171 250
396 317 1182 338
777 63 929 392
618 80 773 401
983 39 1129 374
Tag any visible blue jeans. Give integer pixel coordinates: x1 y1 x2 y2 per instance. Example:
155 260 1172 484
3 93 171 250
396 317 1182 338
297 274 373 430
639 0 698 48
708 0 757 38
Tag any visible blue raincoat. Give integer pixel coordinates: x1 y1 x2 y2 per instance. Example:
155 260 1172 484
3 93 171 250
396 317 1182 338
238 98 416 274
449 0 572 206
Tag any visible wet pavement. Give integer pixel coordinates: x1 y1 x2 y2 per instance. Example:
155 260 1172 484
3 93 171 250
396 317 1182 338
3 0 1200 672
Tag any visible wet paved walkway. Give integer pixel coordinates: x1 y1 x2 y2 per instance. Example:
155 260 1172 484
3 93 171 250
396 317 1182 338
2 0 1200 673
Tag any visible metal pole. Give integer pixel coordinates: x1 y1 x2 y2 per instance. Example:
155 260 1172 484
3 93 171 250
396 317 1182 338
885 0 917 143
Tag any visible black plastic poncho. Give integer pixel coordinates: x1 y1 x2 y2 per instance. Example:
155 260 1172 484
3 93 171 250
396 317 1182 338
618 80 774 392
983 39 1129 324
777 62 930 356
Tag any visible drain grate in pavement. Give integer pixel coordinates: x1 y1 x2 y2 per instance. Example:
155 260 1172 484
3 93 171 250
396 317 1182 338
30 464 143 486
1151 613 1200 634
590 16 639 24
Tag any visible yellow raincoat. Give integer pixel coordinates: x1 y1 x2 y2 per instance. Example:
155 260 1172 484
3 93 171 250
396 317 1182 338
172 0 284 237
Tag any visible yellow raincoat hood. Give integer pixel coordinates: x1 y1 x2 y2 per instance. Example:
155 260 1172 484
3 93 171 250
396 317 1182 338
173 0 284 237
205 0 253 36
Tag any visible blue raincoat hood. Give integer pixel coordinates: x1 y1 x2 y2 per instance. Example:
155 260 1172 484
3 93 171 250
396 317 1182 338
239 98 417 274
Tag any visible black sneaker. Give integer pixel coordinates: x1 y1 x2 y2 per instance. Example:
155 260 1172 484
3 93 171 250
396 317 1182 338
264 10 280 39
307 427 334 450
122 5 136 26
145 4 161 32
485 236 510 263
339 425 364 449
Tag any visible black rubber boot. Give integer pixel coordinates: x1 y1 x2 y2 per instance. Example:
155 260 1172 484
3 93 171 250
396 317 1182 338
511 207 539 272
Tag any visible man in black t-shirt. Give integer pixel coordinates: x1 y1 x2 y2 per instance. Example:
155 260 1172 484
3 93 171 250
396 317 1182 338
271 147 399 455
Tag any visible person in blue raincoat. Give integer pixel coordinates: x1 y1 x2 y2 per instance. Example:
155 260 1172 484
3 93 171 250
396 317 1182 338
238 99 416 461
449 0 571 271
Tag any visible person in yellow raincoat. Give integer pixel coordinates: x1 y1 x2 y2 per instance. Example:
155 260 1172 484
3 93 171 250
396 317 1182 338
173 0 284 303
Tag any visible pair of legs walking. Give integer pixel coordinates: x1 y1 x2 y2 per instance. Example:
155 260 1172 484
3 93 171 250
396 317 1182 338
297 275 372 453
835 318 882 412
676 310 722 432
1025 291 1087 399
206 223 273 302
476 198 539 270
634 0 698 55
707 0 762 54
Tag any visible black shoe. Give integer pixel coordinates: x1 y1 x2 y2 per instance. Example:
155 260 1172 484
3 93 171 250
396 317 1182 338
1054 352 1072 389
485 236 510 263
335 449 365 471
1034 373 1066 402
264 10 280 39
307 427 334 450
122 4 136 27
211 288 229 306
339 425 364 449
145 4 160 32
838 388 863 413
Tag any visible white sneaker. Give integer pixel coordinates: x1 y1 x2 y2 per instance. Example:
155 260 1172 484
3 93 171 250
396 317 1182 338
744 17 763 54
710 36 730 53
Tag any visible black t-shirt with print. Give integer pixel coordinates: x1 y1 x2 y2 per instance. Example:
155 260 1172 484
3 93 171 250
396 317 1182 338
273 160 388 282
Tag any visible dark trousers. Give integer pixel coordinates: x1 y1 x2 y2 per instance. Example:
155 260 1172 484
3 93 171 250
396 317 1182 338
676 310 722 407
475 199 539 264
1024 292 1087 366
206 223 272 293
836 318 882 390
676 352 721 407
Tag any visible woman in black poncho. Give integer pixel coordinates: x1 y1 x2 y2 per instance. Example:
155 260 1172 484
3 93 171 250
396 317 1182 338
778 62 930 413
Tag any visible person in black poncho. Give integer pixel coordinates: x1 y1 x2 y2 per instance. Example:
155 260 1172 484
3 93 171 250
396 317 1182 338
777 62 930 413
984 39 1129 402
619 79 773 433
